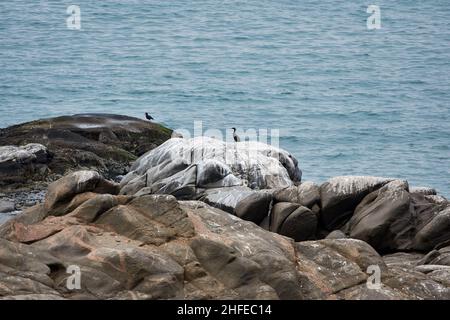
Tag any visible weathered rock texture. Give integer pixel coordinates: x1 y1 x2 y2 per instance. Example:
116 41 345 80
0 114 172 187
0 144 51 186
119 137 302 198
0 170 449 300
1 115 449 300
118 142 450 255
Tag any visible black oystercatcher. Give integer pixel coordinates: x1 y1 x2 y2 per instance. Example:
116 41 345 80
145 112 154 121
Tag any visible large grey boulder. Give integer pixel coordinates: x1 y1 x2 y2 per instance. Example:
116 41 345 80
414 206 450 251
120 137 302 202
344 181 450 253
344 181 412 252
235 192 273 225
319 176 398 230
270 202 301 233
44 170 120 216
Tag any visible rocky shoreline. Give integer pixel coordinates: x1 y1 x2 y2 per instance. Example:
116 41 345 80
1 114 449 300
0 114 172 219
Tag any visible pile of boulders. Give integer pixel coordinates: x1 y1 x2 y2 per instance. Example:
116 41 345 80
0 170 449 300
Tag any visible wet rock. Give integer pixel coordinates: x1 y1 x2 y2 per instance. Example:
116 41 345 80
270 202 301 233
343 181 412 252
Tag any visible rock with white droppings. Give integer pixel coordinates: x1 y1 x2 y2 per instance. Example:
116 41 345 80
425 195 448 206
410 186 437 196
0 144 51 186
121 137 302 200
0 144 48 164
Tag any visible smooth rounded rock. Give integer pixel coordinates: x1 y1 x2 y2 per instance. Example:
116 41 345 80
270 202 301 233
278 206 317 241
235 192 273 224
319 176 396 230
121 137 302 199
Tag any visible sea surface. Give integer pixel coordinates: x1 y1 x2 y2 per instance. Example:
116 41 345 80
1 1 449 195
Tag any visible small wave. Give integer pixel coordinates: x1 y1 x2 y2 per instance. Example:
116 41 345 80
324 152 346 159
401 80 427 85
349 110 381 117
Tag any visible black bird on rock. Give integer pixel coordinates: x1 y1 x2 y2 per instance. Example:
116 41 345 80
145 112 154 121
231 127 240 142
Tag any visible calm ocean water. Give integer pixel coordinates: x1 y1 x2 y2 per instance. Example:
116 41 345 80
0 1 449 195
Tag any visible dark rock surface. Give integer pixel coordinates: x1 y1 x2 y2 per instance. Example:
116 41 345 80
273 181 320 208
0 114 172 220
0 144 51 187
0 114 172 186
343 181 450 253
234 192 273 224
319 176 397 230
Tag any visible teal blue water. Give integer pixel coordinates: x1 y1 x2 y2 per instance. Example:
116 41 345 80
1 1 449 195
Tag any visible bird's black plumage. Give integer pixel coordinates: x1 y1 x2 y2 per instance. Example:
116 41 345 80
145 112 154 121
232 127 240 142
